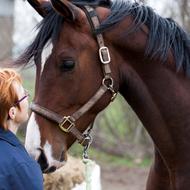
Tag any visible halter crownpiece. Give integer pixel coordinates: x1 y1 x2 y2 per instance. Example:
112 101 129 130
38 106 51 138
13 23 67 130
30 5 117 147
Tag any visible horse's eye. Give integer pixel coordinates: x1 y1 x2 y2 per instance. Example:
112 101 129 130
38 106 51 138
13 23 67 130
60 60 75 72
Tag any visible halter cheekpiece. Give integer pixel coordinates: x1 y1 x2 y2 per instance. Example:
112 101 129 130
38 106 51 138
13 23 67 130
30 5 117 149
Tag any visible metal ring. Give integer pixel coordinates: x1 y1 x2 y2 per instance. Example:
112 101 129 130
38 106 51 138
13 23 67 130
102 76 114 88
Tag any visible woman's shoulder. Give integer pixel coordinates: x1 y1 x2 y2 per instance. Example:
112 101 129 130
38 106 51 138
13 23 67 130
0 129 41 174
0 138 39 170
0 140 42 180
0 151 43 190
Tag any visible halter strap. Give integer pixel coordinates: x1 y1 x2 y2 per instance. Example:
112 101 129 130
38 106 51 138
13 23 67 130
83 5 112 75
31 5 117 147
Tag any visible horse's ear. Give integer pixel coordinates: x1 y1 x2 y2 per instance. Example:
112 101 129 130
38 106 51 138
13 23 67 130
27 0 51 17
50 0 81 21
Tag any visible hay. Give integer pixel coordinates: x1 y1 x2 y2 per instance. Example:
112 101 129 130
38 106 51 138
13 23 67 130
43 155 85 190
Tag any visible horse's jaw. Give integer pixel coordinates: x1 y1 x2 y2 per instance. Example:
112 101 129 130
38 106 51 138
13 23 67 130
25 113 66 173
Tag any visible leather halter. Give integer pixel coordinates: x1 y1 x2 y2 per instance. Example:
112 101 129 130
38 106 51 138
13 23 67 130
30 5 117 147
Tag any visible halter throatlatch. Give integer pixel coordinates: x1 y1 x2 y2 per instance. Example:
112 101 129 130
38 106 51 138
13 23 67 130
30 5 117 147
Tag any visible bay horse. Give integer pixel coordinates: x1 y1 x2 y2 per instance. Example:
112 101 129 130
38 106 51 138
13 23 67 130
16 0 190 189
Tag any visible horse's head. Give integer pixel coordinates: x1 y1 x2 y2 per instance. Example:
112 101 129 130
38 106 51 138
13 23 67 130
24 0 119 172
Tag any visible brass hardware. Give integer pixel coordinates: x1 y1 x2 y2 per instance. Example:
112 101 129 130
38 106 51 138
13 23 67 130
59 116 75 133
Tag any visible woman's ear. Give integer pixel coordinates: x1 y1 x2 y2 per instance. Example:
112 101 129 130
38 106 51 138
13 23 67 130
8 107 17 120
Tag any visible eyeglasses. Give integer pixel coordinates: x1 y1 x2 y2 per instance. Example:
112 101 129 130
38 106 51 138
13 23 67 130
13 89 30 106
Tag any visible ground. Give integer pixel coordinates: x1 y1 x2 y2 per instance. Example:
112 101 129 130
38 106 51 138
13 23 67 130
101 164 149 190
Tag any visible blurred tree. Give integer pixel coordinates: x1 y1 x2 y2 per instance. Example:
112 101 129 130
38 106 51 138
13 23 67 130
174 0 190 31
140 0 147 3
92 95 153 160
136 0 147 4
0 0 14 61
157 0 190 31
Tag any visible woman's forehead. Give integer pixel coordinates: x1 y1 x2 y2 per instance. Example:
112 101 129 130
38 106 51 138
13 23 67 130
12 80 24 93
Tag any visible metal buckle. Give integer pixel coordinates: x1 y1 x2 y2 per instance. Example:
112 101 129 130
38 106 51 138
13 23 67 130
59 116 75 133
99 46 111 64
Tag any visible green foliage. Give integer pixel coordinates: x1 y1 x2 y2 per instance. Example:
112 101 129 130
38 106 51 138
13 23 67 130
20 67 35 102
69 143 151 168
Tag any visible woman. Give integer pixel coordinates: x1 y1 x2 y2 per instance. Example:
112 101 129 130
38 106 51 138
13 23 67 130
0 68 43 190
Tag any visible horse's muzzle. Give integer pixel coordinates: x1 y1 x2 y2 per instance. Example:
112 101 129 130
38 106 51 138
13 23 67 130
37 148 65 173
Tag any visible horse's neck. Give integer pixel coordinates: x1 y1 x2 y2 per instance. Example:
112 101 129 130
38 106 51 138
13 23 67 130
118 58 171 152
118 45 190 154
108 17 187 130
106 15 190 161
110 20 179 150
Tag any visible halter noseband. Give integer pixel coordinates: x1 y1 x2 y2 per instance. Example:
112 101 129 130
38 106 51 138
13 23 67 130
30 5 117 147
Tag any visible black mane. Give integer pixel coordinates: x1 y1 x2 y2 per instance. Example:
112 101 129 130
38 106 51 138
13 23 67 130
17 0 190 75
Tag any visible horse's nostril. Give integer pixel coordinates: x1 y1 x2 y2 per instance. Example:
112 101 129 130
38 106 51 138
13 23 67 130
43 166 56 173
37 148 49 172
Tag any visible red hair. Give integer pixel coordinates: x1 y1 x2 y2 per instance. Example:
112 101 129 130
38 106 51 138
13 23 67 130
0 68 22 130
